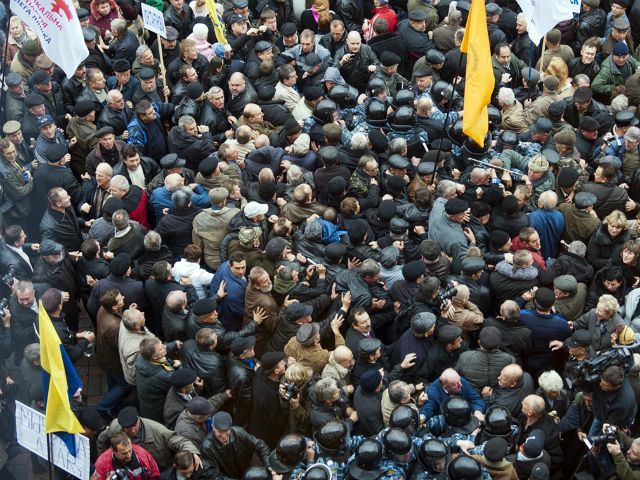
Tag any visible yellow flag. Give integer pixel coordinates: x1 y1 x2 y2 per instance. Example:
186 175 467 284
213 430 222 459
460 0 495 146
204 0 228 45
39 301 84 435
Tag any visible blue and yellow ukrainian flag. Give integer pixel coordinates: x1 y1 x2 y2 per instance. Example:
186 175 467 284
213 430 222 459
39 301 84 455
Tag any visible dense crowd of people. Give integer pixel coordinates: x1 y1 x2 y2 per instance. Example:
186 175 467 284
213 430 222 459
5 0 640 479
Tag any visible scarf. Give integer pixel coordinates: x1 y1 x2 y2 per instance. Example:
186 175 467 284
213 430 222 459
15 31 28 46
274 276 296 295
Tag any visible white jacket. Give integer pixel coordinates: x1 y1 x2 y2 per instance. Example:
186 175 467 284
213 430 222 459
172 259 215 299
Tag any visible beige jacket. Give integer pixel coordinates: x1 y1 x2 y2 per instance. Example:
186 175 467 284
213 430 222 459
275 82 302 111
285 332 346 373
118 323 155 385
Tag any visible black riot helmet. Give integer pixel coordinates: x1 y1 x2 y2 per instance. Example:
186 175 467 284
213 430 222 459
393 89 415 108
269 434 308 474
329 85 358 108
417 439 449 473
348 438 383 480
304 464 333 480
484 405 512 436
496 130 519 152
389 405 419 435
367 77 387 96
244 467 272 480
447 120 465 145
487 104 502 130
382 427 412 462
314 421 349 452
462 132 492 161
431 81 454 105
446 455 483 480
366 98 387 126
313 99 338 124
443 396 479 434
391 106 416 128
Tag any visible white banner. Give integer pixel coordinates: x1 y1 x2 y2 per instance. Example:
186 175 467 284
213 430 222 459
516 0 581 45
10 0 89 78
15 401 90 480
141 2 167 38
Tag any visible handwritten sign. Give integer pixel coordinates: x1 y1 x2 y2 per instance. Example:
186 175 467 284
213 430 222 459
15 401 90 480
141 3 167 38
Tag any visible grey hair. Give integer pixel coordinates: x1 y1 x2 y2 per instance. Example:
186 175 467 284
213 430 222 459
388 137 407 155
568 241 587 257
144 231 162 251
516 13 527 25
112 209 130 231
313 377 339 403
350 132 369 150
178 115 197 130
573 73 590 88
436 179 457 198
538 190 558 210
111 18 127 34
387 380 410 403
24 343 40 364
110 175 130 192
207 86 223 96
136 44 152 61
15 280 34 295
497 87 515 105
172 187 193 209
500 300 520 322
287 165 304 186
96 162 113 177
360 258 381 277
122 309 140 330
538 370 563 392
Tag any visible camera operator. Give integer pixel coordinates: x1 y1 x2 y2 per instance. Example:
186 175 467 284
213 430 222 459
93 431 160 480
606 429 640 479
591 366 637 438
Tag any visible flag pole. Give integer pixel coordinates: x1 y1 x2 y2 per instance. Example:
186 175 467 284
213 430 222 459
47 433 55 480
157 33 169 102
0 21 11 122
428 53 466 186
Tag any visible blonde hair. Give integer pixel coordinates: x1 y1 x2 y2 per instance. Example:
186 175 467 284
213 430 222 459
597 294 620 313
285 362 313 384
603 210 627 229
314 0 332 31
545 56 570 88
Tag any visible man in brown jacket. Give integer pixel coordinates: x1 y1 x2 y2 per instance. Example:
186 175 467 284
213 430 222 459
243 266 281 357
285 314 346 373
192 187 240 270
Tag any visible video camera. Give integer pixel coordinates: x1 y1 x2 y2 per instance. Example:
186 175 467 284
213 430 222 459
592 425 618 446
574 347 635 387
438 286 458 306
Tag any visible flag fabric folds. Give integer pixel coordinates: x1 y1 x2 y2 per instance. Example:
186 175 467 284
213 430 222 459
516 0 581 45
10 0 88 78
39 301 84 455
205 0 228 44
460 0 495 147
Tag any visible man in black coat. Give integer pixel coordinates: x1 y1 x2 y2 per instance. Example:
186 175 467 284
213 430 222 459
86 252 147 319
8 280 49 366
248 351 288 448
166 43 208 86
367 22 406 77
201 411 270 479
163 0 195 41
180 327 227 397
0 225 37 281
486 3 508 52
483 300 533 365
40 186 85 253
97 90 135 137
396 10 435 73
199 87 232 146
33 144 83 224
40 286 94 363
563 86 615 137
353 369 385 437
167 117 215 172
226 336 258 428
227 73 259 118
575 0 606 53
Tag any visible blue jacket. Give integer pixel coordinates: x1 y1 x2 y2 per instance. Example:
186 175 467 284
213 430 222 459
519 307 571 372
528 208 565 259
420 376 486 419
150 185 210 222
209 260 247 321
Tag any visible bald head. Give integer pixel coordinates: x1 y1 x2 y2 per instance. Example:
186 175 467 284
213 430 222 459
165 173 185 191
522 394 545 417
440 368 462 393
500 300 520 322
166 290 187 312
333 345 354 368
499 364 523 388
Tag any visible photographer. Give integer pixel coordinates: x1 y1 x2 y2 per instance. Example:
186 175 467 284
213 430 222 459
606 430 640 479
93 431 160 480
591 366 637 438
